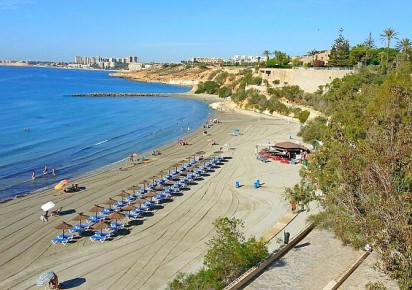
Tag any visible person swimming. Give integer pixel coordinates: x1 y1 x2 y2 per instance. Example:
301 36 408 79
32 171 36 180
43 165 48 175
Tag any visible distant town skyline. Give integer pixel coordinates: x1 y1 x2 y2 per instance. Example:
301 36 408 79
1 0 411 63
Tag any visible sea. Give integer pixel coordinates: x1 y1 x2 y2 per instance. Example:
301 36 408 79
0 66 210 202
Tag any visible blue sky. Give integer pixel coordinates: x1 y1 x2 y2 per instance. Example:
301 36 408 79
0 0 411 63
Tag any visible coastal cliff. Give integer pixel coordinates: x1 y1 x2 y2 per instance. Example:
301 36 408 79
111 65 215 87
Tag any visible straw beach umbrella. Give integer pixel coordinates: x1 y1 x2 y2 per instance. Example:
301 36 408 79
107 211 125 226
55 221 72 237
71 212 90 228
92 219 109 235
128 185 141 194
141 180 150 191
121 204 136 215
117 191 130 202
142 191 157 200
89 204 104 219
132 199 145 207
103 198 118 209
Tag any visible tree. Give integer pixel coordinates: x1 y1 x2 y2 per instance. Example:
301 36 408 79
396 38 411 60
328 28 351 67
286 71 412 289
363 32 375 65
379 28 399 71
168 217 268 290
262 50 271 61
204 217 268 286
272 50 290 66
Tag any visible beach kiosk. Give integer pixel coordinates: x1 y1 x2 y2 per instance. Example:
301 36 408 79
273 141 310 162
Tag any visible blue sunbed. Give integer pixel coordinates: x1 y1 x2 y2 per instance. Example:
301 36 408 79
52 236 70 245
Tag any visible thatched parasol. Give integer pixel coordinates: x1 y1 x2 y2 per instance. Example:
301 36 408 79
55 221 73 237
128 185 141 194
142 191 157 201
103 198 118 209
117 191 130 202
107 211 125 225
89 204 104 219
71 212 90 227
92 219 109 235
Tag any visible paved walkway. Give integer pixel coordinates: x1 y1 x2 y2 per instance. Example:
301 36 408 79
245 228 399 290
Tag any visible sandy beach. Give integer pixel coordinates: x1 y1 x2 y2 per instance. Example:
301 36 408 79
0 95 304 290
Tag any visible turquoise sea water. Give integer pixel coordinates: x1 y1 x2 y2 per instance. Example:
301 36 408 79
0 66 209 201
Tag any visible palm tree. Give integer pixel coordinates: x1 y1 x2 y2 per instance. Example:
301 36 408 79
396 38 411 60
262 50 271 61
379 28 399 70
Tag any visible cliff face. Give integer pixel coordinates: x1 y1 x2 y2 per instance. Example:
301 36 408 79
111 65 216 86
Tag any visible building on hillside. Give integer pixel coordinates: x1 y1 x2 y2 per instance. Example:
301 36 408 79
129 63 145 71
297 51 330 67
187 57 225 65
229 55 267 64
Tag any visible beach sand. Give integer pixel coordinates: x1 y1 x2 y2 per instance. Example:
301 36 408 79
0 97 303 290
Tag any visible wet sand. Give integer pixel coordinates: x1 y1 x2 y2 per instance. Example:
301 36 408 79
0 100 303 289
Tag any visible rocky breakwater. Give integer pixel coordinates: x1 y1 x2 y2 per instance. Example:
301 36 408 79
72 92 174 97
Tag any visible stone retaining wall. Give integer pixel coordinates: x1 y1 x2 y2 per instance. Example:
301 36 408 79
259 68 353 93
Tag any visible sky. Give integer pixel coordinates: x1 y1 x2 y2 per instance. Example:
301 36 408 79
0 0 411 63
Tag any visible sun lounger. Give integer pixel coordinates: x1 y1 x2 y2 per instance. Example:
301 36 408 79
113 201 128 208
111 221 125 228
125 212 140 219
95 231 111 237
86 215 105 224
90 234 108 243
108 225 121 231
69 226 82 234
58 233 74 240
52 236 70 245
75 223 90 230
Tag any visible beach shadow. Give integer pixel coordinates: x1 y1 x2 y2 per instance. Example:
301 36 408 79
59 209 76 216
142 211 154 217
114 229 130 236
153 205 164 210
223 157 232 160
268 258 286 269
60 277 86 289
171 192 183 197
187 181 198 186
161 199 173 204
180 187 191 191
128 220 143 226
200 173 210 177
294 242 311 249
80 230 94 237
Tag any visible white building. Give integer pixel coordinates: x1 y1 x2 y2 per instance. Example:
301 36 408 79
229 55 267 64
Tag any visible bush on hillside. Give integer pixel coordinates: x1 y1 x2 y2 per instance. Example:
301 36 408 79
195 81 220 94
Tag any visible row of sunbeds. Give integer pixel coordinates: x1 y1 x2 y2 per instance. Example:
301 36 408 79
51 155 224 244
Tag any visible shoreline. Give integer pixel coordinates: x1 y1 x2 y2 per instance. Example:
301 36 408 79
0 92 218 204
0 94 307 289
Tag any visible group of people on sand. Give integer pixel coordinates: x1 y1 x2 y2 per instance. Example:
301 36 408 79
32 165 56 180
177 139 188 146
